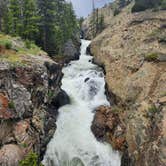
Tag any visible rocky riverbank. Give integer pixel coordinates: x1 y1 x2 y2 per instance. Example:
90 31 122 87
83 1 166 166
0 35 73 165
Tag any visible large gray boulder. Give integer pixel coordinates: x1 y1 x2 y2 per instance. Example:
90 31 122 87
63 39 80 62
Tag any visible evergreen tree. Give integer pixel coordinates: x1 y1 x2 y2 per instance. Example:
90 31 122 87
78 17 84 28
2 7 12 34
98 14 105 33
0 0 78 57
90 8 105 38
63 2 77 40
37 0 59 55
9 0 22 35
22 0 38 40
37 0 78 56
119 0 126 8
0 0 9 32
90 9 97 38
0 0 7 31
132 0 163 12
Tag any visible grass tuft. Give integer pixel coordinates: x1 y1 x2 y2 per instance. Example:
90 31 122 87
145 53 158 62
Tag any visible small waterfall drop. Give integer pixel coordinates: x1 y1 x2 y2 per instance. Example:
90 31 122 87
43 40 121 166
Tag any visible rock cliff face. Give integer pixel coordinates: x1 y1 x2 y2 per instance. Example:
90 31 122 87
62 35 81 63
0 36 70 165
84 2 166 166
55 35 81 64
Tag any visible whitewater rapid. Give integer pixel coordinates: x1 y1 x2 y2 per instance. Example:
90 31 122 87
43 40 121 166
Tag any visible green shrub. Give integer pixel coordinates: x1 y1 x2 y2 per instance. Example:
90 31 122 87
132 0 161 12
161 0 166 10
145 53 158 61
8 101 15 109
48 90 54 99
113 8 120 16
159 36 166 43
147 105 158 118
161 92 166 97
20 143 28 148
25 40 32 49
148 105 158 114
5 41 12 49
19 152 44 166
111 107 123 113
148 105 158 116
132 3 145 12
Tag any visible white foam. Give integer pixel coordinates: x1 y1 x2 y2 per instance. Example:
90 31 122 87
42 39 121 166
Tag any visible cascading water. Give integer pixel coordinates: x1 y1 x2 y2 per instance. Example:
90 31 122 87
43 40 121 166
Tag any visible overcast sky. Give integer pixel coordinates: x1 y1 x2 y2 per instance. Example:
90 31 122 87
69 0 113 17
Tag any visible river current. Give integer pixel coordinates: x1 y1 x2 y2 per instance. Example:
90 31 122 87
43 40 121 166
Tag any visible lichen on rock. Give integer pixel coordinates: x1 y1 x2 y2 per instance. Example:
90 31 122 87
0 35 70 165
86 1 166 166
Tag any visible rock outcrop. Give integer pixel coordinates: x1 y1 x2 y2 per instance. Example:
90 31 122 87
91 106 126 151
0 36 70 165
87 1 166 166
62 39 80 62
55 35 81 64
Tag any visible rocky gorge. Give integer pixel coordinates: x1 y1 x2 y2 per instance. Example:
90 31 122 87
0 0 166 165
83 1 166 166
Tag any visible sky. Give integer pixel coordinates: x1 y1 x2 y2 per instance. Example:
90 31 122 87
69 0 113 17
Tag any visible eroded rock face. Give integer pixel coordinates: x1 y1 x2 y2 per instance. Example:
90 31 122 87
88 3 166 166
0 144 24 166
0 59 69 165
63 39 80 62
91 106 126 151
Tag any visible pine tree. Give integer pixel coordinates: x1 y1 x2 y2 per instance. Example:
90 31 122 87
119 0 126 8
37 0 58 55
90 8 105 37
0 0 9 32
9 0 22 35
132 0 162 12
0 0 6 31
2 7 12 34
98 14 104 33
37 0 78 56
90 9 97 38
63 2 77 40
78 17 84 28
22 0 38 40
1 0 78 57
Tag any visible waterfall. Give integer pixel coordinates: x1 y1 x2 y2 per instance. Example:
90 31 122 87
42 40 121 166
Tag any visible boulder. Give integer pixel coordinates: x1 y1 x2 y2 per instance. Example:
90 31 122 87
84 77 90 82
0 121 15 146
13 120 37 152
63 39 80 62
0 144 24 166
91 107 106 140
51 89 70 109
91 106 126 151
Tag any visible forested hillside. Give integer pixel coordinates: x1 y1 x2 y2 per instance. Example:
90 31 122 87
0 0 78 56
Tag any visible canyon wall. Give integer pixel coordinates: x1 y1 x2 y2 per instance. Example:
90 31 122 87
0 36 70 165
84 2 166 166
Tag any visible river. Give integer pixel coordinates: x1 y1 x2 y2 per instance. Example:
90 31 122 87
42 40 121 166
